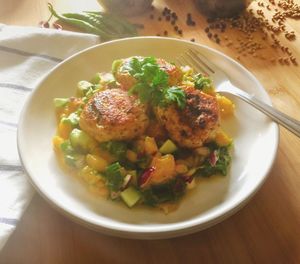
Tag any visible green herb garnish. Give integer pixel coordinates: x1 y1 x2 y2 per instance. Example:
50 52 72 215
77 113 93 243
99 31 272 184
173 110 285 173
125 57 186 109
194 73 212 91
105 162 124 192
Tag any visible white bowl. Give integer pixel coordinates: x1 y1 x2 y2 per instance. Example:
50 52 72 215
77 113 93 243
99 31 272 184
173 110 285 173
17 37 279 239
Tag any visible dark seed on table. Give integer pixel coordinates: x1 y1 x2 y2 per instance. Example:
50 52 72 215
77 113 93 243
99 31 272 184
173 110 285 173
191 38 195 42
164 30 168 36
174 25 179 31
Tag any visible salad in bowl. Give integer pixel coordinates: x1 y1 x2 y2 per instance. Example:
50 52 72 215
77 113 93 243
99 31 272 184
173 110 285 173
52 56 235 213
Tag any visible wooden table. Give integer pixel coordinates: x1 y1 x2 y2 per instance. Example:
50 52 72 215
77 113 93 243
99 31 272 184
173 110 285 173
1 0 300 263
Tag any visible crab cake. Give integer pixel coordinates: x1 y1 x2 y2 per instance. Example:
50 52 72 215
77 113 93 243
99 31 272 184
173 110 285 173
79 88 149 142
155 87 219 148
113 56 183 90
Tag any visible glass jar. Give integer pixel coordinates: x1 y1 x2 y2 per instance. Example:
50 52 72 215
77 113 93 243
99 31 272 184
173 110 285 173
97 0 154 16
195 0 250 18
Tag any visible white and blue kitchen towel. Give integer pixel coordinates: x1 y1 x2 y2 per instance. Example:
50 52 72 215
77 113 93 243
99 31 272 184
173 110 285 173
0 24 99 250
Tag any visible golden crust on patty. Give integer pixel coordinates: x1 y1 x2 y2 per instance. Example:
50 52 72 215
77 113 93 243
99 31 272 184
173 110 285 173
79 88 149 142
155 86 219 148
114 57 183 90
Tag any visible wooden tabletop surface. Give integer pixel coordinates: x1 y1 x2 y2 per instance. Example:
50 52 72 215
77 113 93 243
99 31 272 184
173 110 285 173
1 0 300 263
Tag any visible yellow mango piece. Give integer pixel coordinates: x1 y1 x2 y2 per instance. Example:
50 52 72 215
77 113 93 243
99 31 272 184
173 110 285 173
175 164 188 174
144 136 158 155
86 154 108 172
215 130 232 146
91 147 116 164
52 136 64 152
89 181 109 197
58 122 72 139
150 154 176 185
126 150 138 162
217 94 235 118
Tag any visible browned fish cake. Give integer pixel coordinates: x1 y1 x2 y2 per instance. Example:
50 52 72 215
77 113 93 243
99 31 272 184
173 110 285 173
79 88 149 142
155 86 220 148
114 56 183 90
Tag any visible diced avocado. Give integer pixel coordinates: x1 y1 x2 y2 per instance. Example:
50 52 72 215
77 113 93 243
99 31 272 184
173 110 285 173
64 154 85 168
159 139 178 154
61 112 80 127
53 98 69 108
76 80 93 97
120 187 141 208
69 128 97 153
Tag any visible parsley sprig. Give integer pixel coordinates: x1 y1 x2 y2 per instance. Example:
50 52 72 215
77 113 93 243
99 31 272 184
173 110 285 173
125 57 186 109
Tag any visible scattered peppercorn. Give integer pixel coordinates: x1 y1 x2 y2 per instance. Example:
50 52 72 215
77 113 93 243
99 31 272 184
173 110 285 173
203 0 299 65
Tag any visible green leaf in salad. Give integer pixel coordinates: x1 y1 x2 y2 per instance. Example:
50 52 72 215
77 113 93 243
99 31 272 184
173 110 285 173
194 73 213 92
100 141 128 160
196 143 231 177
105 162 124 192
141 176 186 206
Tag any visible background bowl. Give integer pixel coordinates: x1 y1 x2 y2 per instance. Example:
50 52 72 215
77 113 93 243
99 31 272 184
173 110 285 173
17 37 278 239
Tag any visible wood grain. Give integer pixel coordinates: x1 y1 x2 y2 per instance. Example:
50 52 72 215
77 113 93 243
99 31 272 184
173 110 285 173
1 0 300 263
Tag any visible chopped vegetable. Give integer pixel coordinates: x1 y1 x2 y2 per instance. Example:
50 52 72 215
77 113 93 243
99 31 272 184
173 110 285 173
159 139 178 154
120 186 141 207
86 154 108 172
64 153 85 168
100 141 127 160
54 98 69 108
142 176 186 206
69 128 97 153
105 162 124 192
194 73 213 92
76 80 94 97
196 144 231 177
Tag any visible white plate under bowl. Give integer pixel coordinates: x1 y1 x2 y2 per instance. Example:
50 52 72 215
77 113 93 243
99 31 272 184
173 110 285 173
17 37 279 239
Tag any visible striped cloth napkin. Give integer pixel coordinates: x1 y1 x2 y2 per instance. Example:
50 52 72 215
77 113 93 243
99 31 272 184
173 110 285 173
0 23 99 250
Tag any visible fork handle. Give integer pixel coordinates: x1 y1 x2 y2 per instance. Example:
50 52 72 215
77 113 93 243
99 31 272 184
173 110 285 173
228 88 300 138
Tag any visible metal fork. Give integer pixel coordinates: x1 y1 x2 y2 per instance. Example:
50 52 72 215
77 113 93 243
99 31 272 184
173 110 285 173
177 49 300 138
